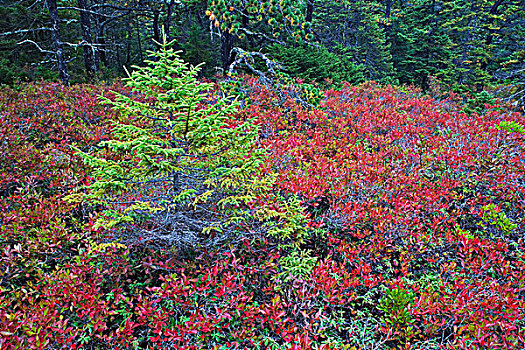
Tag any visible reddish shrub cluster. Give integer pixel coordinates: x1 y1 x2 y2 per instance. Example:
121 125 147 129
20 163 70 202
247 79 525 349
1 80 524 349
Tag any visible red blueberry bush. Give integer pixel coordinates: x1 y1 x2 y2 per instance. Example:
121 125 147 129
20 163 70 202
1 71 524 349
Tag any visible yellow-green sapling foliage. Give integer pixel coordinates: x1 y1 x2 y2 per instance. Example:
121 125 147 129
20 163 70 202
71 33 273 249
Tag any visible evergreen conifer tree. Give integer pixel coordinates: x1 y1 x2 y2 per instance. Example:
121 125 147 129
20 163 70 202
494 0 525 108
266 41 365 85
391 0 451 88
71 33 277 249
311 0 396 83
439 0 513 89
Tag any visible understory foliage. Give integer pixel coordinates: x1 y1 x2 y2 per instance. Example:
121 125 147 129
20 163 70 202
1 60 525 349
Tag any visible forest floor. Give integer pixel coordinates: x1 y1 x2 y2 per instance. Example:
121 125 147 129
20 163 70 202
1 79 524 349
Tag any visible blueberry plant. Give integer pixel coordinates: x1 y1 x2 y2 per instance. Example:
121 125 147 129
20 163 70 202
1 58 525 350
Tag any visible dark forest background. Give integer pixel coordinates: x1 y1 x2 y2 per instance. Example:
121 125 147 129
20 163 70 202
1 0 524 107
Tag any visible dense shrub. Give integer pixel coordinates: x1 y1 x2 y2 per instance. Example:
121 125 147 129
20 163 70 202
1 73 524 349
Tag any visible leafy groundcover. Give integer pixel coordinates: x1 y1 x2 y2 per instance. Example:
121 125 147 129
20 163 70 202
1 74 525 350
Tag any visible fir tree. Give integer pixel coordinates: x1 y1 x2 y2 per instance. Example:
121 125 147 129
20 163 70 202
391 0 451 88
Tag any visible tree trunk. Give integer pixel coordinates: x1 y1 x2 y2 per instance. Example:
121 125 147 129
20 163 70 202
125 28 132 66
136 15 143 64
45 0 69 85
97 33 108 67
77 0 97 81
93 16 105 70
306 0 314 23
153 10 160 46
220 30 234 74
165 0 174 39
